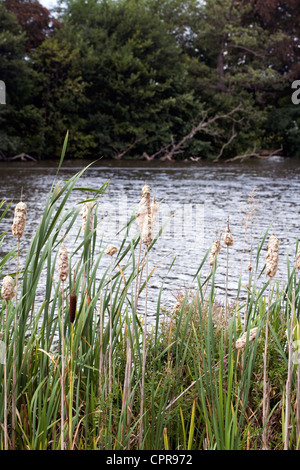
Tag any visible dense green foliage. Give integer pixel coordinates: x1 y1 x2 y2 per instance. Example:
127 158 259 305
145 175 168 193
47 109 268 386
0 0 299 160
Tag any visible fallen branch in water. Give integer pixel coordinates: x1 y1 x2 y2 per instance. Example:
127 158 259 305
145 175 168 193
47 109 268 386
225 145 283 163
141 104 242 162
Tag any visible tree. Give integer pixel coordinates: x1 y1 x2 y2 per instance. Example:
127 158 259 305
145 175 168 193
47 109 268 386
58 0 202 159
4 0 60 51
32 36 95 158
0 4 44 157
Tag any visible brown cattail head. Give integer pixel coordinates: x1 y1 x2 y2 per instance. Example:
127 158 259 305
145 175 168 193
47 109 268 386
223 219 234 247
105 244 118 256
69 292 77 323
296 244 300 271
266 233 279 278
12 201 27 239
209 240 221 266
1 275 15 301
235 327 258 350
58 246 69 281
80 201 94 233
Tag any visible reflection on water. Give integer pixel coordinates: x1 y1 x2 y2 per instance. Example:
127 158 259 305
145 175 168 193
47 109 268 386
0 156 300 317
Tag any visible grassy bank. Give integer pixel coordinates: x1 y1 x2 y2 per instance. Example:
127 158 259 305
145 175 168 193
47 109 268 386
0 155 300 450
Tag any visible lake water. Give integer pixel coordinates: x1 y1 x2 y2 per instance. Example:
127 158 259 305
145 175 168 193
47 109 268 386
0 156 300 319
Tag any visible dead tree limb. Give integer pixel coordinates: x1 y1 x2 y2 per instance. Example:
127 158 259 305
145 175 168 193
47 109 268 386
213 123 237 162
225 145 283 163
9 153 37 162
157 104 242 161
112 136 144 160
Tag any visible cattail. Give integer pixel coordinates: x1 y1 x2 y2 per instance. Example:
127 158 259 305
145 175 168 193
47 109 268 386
80 201 94 233
12 201 27 239
141 213 153 246
105 245 118 256
266 233 279 278
136 183 151 232
58 246 69 282
1 275 15 301
296 244 300 271
209 240 221 266
140 199 159 246
223 225 234 247
235 327 258 350
69 292 77 323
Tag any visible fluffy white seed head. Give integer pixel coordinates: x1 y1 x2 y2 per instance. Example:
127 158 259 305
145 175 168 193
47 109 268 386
136 183 151 232
141 213 153 246
1 275 15 301
80 201 94 233
266 233 279 278
223 227 234 247
209 240 221 266
12 201 27 239
105 245 118 256
58 246 69 282
235 327 258 350
141 183 151 199
136 184 159 247
296 244 300 271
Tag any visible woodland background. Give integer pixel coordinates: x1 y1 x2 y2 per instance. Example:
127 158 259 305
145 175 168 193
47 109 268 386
0 0 299 161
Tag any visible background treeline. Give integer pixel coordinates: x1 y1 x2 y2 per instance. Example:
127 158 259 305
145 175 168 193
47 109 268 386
0 0 299 161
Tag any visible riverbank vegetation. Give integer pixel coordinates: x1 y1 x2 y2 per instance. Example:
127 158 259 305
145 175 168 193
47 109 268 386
1 0 300 161
1 158 300 450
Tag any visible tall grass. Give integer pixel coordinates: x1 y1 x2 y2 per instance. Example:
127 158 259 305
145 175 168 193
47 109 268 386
0 146 300 450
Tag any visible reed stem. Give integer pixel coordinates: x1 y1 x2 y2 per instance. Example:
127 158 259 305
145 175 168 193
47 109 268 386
4 301 8 450
109 256 113 397
60 280 65 451
284 288 295 450
262 282 271 450
139 245 149 449
12 237 20 449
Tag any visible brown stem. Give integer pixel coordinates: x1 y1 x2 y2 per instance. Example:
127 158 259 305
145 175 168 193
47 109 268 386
139 245 149 448
60 280 65 450
262 282 271 450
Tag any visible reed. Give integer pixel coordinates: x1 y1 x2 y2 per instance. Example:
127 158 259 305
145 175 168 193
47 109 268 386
105 244 118 397
11 199 27 448
58 245 69 450
223 217 234 344
262 233 279 450
1 275 14 450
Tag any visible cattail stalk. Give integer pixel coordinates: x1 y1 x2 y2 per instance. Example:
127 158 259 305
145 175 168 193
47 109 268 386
284 288 295 450
137 183 159 448
139 245 149 449
1 275 14 450
105 245 118 396
98 290 104 396
223 217 234 344
11 200 26 448
262 233 278 450
58 245 68 450
296 244 300 447
137 184 151 449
